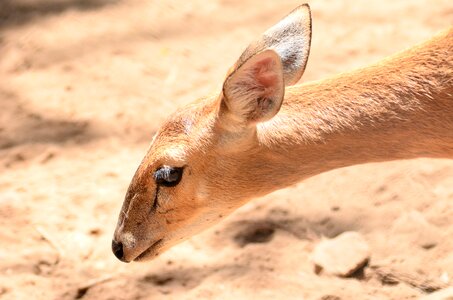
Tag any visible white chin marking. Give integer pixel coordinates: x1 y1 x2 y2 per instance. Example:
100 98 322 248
121 232 136 248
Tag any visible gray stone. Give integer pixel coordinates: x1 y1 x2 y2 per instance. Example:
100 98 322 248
311 231 370 277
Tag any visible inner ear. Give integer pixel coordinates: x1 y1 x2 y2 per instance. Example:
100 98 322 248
235 4 312 86
222 49 284 127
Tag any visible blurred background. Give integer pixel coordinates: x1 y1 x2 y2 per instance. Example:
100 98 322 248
0 0 452 299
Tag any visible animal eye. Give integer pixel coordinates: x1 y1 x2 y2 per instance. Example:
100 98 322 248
154 166 183 187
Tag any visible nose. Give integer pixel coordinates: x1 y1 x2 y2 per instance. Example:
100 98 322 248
112 240 128 263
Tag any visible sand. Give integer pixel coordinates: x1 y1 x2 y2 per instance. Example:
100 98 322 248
0 0 452 299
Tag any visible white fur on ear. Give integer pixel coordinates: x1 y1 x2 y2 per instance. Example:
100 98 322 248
222 49 284 127
263 4 311 85
219 4 312 131
236 4 312 86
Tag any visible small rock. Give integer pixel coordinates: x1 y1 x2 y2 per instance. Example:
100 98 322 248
420 287 453 300
312 231 370 277
391 210 441 249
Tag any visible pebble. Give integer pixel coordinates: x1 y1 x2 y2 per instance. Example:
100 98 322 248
311 231 370 277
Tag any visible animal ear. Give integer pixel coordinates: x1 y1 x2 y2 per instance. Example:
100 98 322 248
235 4 312 86
221 49 284 129
219 4 312 131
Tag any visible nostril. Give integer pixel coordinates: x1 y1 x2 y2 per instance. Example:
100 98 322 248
112 240 126 262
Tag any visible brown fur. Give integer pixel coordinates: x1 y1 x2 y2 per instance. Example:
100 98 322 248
113 4 452 262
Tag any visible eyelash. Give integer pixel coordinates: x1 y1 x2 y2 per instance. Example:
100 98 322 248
154 166 184 187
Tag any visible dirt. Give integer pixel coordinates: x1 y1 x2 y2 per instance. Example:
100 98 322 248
0 0 452 299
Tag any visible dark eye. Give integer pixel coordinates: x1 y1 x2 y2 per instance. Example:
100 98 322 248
154 166 183 187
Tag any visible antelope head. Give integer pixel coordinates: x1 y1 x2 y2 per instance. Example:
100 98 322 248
112 4 312 262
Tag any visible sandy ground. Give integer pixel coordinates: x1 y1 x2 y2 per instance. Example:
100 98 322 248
0 0 452 299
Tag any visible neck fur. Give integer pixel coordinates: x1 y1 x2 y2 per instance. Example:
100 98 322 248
242 29 453 197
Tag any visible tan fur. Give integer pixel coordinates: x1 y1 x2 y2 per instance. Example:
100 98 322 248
113 4 453 262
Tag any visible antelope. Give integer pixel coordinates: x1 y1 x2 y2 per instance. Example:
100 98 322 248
112 4 453 262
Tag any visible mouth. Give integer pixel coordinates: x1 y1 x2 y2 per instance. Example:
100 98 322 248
134 239 163 262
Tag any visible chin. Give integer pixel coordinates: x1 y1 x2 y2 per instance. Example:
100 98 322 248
132 235 189 262
133 251 159 262
133 239 164 262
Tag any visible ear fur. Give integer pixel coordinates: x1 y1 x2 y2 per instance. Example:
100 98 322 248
222 49 284 128
219 4 312 131
236 4 312 86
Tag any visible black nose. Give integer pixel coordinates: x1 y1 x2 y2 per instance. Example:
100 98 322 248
112 240 127 262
